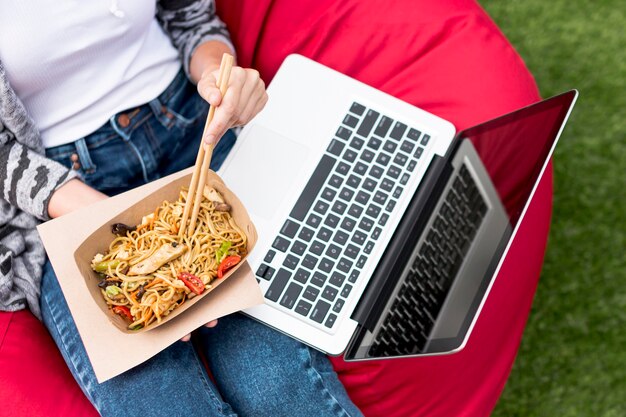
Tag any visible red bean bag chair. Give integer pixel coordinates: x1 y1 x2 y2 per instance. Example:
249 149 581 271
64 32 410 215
0 1 549 416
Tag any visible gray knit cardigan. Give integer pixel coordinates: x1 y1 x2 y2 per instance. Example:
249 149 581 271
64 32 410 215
0 0 233 319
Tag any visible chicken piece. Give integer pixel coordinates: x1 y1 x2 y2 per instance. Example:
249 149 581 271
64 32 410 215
127 243 187 276
203 186 231 211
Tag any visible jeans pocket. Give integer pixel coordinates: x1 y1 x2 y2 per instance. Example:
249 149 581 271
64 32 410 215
151 77 208 131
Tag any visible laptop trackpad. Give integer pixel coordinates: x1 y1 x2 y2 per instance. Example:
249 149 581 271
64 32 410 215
221 125 309 221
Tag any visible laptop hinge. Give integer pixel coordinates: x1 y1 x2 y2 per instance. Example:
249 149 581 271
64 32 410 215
350 154 454 331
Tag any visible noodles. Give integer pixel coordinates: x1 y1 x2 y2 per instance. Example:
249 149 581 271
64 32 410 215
91 187 246 330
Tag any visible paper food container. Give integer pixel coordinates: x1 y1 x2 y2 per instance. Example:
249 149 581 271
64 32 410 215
74 171 258 334
38 167 264 383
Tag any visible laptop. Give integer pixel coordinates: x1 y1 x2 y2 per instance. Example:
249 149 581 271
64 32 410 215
218 54 577 359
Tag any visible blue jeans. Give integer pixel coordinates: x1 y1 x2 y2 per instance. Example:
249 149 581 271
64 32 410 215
41 70 363 417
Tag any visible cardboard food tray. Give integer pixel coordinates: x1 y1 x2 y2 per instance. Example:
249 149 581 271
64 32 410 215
75 171 257 334
38 168 264 383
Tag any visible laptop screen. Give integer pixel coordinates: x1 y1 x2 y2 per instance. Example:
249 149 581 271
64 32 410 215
424 90 578 352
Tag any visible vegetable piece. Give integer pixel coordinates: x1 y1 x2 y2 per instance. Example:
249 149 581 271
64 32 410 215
178 272 205 295
215 241 232 263
217 255 241 279
129 324 144 331
105 285 122 298
214 202 231 212
128 243 187 276
111 223 136 236
113 305 133 321
94 260 120 273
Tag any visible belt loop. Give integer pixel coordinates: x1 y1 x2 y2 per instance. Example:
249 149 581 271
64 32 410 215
74 138 96 173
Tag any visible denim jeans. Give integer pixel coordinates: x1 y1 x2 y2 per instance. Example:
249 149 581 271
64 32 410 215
40 70 363 417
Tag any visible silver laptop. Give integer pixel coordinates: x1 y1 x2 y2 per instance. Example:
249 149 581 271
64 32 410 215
218 54 577 359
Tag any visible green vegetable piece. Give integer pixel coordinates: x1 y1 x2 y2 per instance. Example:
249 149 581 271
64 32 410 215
94 260 121 273
128 324 144 331
215 241 232 263
105 285 122 298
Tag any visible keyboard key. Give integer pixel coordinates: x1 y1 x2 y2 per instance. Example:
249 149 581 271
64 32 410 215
379 213 389 226
349 269 360 283
317 227 333 242
280 219 300 238
265 268 292 302
380 178 394 192
360 149 375 163
325 314 337 328
336 126 352 140
383 140 397 153
353 162 368 176
311 300 331 323
326 244 342 259
348 203 364 218
400 140 415 153
303 285 320 301
321 187 336 202
421 134 431 146
372 227 382 240
408 128 422 141
337 258 353 273
356 255 367 269
343 113 359 128
346 174 361 189
392 186 403 199
340 217 356 232
357 109 380 137
366 204 381 219
295 300 313 316
302 254 318 270
350 102 366 116
336 161 350 175
272 236 290 252
314 201 330 216
344 244 360 259
341 284 353 298
333 230 349 245
367 137 382 150
386 200 396 212
333 299 345 313
324 213 340 228
280 282 303 309
330 272 346 287
290 154 336 221
358 217 374 232
387 165 402 179
322 286 339 302
376 153 391 166
414 147 424 158
264 267 276 280
352 230 367 246
373 191 388 205
356 190 371 205
310 240 325 256
407 160 417 172
350 137 365 150
343 149 358 163
389 122 407 140
400 173 410 185
369 165 384 179
374 116 393 137
264 250 276 263
256 264 268 278
283 254 299 270
331 200 347 215
306 213 322 228
319 258 334 273
362 178 377 191
298 227 314 242
394 153 408 167
364 241 374 254
311 272 327 287
294 268 310 284
329 175 343 189
327 139 345 156
338 187 355 202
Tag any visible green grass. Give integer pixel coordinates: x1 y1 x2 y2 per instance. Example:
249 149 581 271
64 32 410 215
477 1 626 416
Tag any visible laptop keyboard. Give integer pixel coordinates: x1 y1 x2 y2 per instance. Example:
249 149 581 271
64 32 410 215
255 101 434 331
368 164 488 357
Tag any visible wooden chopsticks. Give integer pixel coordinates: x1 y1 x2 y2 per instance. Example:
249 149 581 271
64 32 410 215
178 53 234 238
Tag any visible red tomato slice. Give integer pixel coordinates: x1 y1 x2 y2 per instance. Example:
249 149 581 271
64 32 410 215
178 271 205 295
113 305 133 321
217 255 241 279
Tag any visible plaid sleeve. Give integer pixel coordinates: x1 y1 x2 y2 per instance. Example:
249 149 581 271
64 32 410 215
156 0 236 79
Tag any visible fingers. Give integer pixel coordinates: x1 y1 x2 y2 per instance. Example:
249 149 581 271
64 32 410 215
204 319 218 328
180 333 191 342
179 319 218 342
201 66 268 145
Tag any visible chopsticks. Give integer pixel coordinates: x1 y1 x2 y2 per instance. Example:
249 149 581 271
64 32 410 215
179 53 234 238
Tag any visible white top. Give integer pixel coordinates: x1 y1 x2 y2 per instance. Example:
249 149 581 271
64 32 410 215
0 0 181 148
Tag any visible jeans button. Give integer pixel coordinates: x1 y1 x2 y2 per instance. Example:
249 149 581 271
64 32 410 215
70 153 79 162
118 113 130 128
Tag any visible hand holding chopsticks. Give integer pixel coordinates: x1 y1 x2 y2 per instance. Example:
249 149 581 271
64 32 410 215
179 53 234 238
